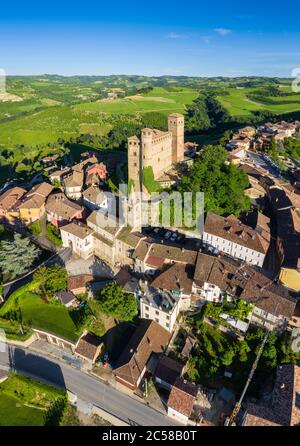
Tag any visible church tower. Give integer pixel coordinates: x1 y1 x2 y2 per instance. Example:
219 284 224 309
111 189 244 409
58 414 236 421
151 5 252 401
168 113 185 163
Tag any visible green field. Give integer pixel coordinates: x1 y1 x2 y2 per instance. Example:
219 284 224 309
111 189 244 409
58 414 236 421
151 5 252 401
0 282 82 341
0 86 197 147
74 86 197 114
0 374 66 426
217 86 300 116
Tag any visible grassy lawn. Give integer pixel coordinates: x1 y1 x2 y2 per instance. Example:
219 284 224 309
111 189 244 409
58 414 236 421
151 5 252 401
0 393 46 426
0 374 66 426
0 282 82 342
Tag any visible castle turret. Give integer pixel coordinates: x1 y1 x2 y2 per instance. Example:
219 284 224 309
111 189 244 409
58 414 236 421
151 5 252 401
140 128 154 168
168 113 185 162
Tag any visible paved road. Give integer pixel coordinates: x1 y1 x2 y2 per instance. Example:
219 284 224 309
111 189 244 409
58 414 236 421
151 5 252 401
247 151 281 178
0 345 181 426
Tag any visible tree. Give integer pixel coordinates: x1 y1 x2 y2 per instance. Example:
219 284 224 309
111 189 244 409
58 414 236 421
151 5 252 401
33 264 67 298
0 234 40 279
178 145 250 217
96 282 137 321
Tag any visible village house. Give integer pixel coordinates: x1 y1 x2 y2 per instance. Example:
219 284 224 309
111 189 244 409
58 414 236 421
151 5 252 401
139 263 194 332
82 185 108 211
243 365 300 426
60 222 94 259
133 241 198 275
63 169 84 200
46 192 84 227
48 167 71 184
17 182 53 224
114 319 171 391
85 162 107 185
86 211 145 267
75 332 103 368
114 268 140 296
167 377 198 425
202 212 269 267
192 252 297 331
67 274 95 295
54 290 79 308
0 186 27 224
267 186 300 292
154 355 184 391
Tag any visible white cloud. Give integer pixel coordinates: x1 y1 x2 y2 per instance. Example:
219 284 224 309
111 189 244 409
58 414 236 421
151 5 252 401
214 28 232 36
166 32 182 39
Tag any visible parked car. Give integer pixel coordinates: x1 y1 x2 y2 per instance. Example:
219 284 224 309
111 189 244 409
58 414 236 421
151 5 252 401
164 231 172 239
170 233 177 242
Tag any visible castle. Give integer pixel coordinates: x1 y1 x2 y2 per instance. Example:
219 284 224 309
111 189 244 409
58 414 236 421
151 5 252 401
128 113 185 192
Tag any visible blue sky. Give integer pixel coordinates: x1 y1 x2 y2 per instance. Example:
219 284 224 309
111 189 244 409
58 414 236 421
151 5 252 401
1 0 300 77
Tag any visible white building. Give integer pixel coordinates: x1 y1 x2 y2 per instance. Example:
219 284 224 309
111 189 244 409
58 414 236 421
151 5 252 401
202 212 268 267
82 185 109 211
60 222 94 259
193 252 297 332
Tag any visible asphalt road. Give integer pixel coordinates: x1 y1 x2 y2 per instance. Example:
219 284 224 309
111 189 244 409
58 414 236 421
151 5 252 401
0 345 181 427
247 151 281 178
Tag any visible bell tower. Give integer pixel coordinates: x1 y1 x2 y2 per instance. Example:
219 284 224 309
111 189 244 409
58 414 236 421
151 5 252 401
168 113 185 163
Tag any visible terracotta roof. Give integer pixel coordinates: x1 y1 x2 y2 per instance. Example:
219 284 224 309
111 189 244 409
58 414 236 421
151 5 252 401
63 170 84 188
75 333 102 361
18 193 46 210
68 274 94 291
167 377 198 418
151 263 194 295
49 167 71 179
82 185 105 203
61 222 93 239
0 187 27 211
146 256 165 268
26 182 53 198
244 365 300 426
194 253 296 319
204 211 269 254
114 319 171 388
46 193 82 218
155 356 184 387
115 268 139 293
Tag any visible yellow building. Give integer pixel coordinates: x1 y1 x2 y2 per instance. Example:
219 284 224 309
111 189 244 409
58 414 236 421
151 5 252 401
279 267 300 292
16 182 53 225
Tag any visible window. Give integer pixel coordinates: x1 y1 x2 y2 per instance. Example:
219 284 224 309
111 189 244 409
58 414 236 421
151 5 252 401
145 306 149 311
155 310 159 316
145 313 149 318
155 318 159 323
166 315 170 321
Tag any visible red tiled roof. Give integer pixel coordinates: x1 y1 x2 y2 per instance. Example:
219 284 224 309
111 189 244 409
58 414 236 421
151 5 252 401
167 377 198 418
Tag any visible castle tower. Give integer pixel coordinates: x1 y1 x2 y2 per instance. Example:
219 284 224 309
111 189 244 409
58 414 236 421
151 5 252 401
168 113 185 163
128 135 141 191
